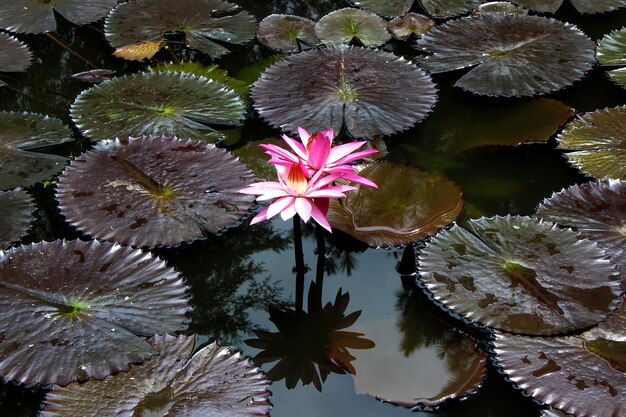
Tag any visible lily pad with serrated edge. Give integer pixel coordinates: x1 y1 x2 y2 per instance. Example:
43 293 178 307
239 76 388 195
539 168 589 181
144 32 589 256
105 0 255 61
608 67 626 88
42 334 270 417
474 2 529 14
252 45 437 138
418 215 622 335
0 111 74 191
256 14 319 52
511 0 626 14
352 0 413 17
537 180 626 281
417 14 596 97
494 295 626 417
388 13 436 41
556 106 626 180
71 72 245 143
0 0 119 34
598 28 626 89
541 410 574 417
0 239 190 386
56 135 255 248
327 163 464 248
0 189 34 249
418 0 482 18
315 8 391 47
0 33 32 87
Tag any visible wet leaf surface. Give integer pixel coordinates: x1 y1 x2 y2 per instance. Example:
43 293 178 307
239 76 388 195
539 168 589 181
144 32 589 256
512 0 626 14
387 13 436 41
70 69 115 84
42 334 271 416
0 239 189 386
474 1 529 14
314 8 391 47
598 28 626 90
418 14 595 97
0 33 32 84
71 72 245 143
57 135 255 248
256 14 319 52
252 45 437 138
418 215 622 335
352 0 413 17
418 0 482 18
0 189 34 249
0 111 73 191
556 106 626 180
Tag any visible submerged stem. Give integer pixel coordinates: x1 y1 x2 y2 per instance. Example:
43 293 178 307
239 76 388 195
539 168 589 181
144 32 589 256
293 215 305 318
46 33 98 69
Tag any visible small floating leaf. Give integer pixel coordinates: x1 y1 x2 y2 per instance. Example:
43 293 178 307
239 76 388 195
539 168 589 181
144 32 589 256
418 0 482 18
252 45 437 138
474 2 529 14
0 111 73 191
70 69 115 84
418 14 595 97
256 14 319 52
0 189 34 249
556 106 626 180
71 72 245 143
111 39 163 61
0 239 189 386
42 334 271 416
314 8 391 47
512 0 626 14
387 13 436 41
352 0 413 17
56 135 255 248
0 33 32 86
418 215 622 335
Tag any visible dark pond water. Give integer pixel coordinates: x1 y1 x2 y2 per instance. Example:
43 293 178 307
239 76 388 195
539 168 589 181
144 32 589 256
1 0 625 416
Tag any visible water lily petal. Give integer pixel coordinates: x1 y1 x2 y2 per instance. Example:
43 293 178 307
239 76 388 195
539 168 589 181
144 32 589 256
341 172 378 188
250 206 270 225
310 202 332 232
297 126 311 146
281 134 308 160
295 197 313 222
307 132 332 170
280 200 298 220
333 148 379 165
328 141 370 164
305 189 349 199
259 143 299 164
266 196 295 219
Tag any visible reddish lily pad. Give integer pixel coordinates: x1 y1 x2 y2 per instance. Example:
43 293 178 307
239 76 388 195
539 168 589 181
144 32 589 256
0 33 32 87
0 0 119 34
495 295 626 417
56 135 255 248
417 14 595 97
105 0 255 60
314 8 391 47
418 215 622 335
327 163 464 248
352 0 413 17
511 0 626 14
252 45 437 138
388 13 436 41
556 106 626 180
0 189 34 249
0 239 189 386
474 2 529 14
418 0 482 18
256 14 319 52
42 334 271 416
598 28 626 89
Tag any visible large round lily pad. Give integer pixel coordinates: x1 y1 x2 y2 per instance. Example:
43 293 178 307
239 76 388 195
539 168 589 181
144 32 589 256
417 14 596 97
327 163 464 248
42 334 271 416
105 0 256 60
314 8 391 47
0 189 34 249
495 295 626 417
598 28 626 89
56 135 255 248
71 72 245 143
418 215 622 335
252 45 437 138
0 33 32 87
0 0 119 33
511 0 626 13
418 0 482 18
556 106 626 180
0 111 74 191
0 239 190 386
256 14 319 52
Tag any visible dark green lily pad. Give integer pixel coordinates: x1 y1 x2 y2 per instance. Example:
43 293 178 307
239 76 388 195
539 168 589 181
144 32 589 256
417 14 595 97
315 8 391 47
71 72 245 143
388 13 436 41
474 2 529 14
252 45 437 138
0 111 73 191
0 0 119 33
105 0 256 60
352 0 413 17
232 137 284 181
42 334 271 416
0 239 189 386
0 189 34 249
256 14 319 52
56 135 255 248
327 163 464 248
598 28 626 89
419 0 482 18
556 106 626 180
495 295 626 417
537 180 626 281
418 215 622 335
511 0 626 14
0 33 32 87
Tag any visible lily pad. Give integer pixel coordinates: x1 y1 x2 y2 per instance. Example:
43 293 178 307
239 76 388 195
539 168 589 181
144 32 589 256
608 67 626 88
0 111 74 191
105 0 256 60
0 189 34 249
327 163 464 248
387 13 436 41
252 45 437 138
418 0 482 18
598 28 626 89
417 14 596 97
71 72 245 143
537 180 626 280
56 135 255 248
256 14 319 52
494 295 626 417
314 8 391 47
42 334 271 416
0 239 189 386
352 0 413 17
474 2 529 14
511 0 626 14
0 33 32 87
556 106 626 180
418 215 622 335
0 0 119 34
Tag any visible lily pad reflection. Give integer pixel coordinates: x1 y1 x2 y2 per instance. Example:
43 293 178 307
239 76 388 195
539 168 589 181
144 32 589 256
314 8 391 47
256 14 319 52
0 189 34 249
0 33 32 87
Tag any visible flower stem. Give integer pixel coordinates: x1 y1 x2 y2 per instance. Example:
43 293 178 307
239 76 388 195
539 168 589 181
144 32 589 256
314 223 326 291
293 215 305 317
